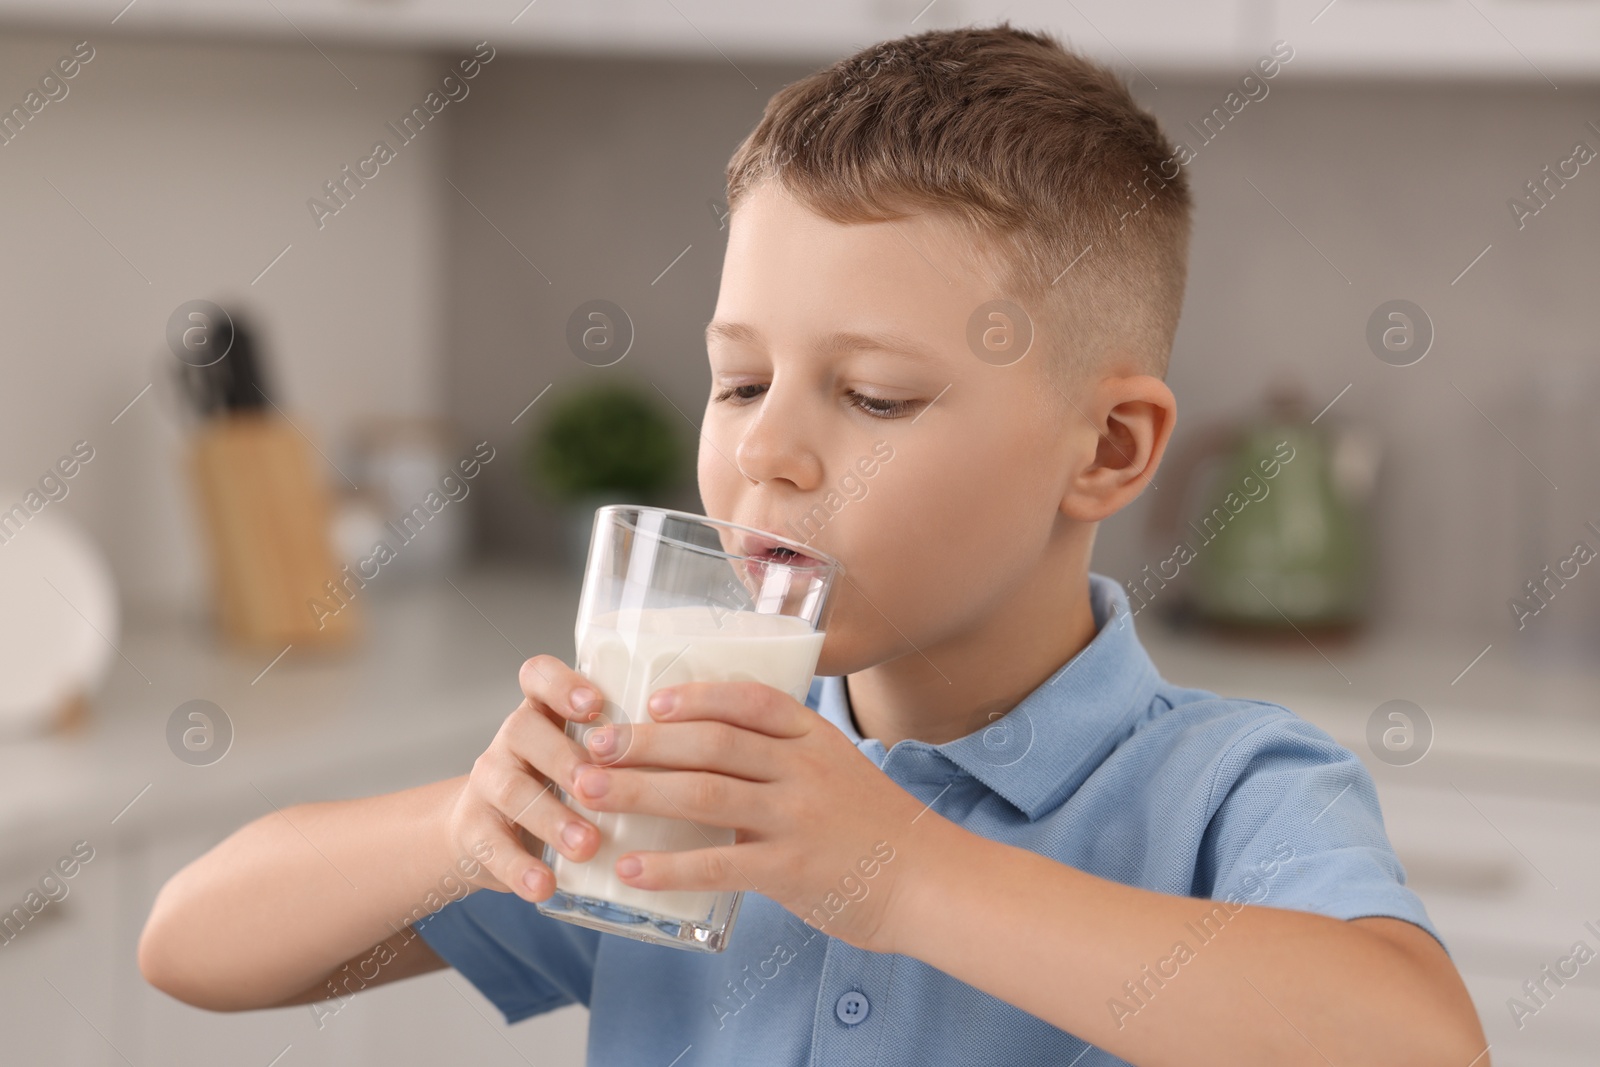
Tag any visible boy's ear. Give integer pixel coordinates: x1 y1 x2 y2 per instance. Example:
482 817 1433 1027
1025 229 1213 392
1058 373 1176 523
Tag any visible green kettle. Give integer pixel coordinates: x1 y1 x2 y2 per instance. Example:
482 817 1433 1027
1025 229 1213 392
1151 386 1379 631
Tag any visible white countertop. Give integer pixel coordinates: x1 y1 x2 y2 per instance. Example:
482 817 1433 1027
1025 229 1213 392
1138 618 1600 803
3 566 1597 870
0 565 584 872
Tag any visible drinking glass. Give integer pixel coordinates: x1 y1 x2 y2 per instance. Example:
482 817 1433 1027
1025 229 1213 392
535 505 842 952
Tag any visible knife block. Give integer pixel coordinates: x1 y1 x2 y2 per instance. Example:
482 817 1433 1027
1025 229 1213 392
187 412 358 649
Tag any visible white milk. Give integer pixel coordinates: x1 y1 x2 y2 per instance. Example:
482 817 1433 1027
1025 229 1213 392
552 604 824 923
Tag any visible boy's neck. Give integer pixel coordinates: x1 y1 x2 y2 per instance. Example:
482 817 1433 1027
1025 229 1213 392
842 534 1100 751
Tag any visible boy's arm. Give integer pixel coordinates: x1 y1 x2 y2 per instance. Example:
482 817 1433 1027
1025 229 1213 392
266 930 447 1008
141 655 613 1014
139 775 473 1012
886 818 1488 1067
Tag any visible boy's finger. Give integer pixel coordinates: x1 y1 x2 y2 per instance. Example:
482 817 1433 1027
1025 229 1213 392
477 752 598 865
469 821 556 904
611 842 750 896
502 701 602 796
569 766 759 829
581 719 777 781
646 680 810 738
519 781 600 864
518 654 603 722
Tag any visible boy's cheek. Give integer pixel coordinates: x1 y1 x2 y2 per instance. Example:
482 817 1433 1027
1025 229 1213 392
696 440 730 509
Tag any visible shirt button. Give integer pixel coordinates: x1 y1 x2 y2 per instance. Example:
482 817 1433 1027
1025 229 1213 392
835 990 870 1026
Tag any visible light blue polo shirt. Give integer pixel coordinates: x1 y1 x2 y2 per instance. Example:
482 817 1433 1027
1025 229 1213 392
415 573 1440 1066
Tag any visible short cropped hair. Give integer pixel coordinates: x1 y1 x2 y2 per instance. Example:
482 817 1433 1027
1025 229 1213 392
725 22 1192 385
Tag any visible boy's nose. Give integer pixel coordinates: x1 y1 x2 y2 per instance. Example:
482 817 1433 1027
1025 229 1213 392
733 408 824 491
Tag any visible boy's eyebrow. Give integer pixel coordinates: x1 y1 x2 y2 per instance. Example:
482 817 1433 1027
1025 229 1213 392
704 320 941 363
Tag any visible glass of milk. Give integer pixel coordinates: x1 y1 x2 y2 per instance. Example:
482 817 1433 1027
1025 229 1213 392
534 505 841 953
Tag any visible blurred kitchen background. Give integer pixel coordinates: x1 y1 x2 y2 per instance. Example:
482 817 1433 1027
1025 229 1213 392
0 1 1597 1064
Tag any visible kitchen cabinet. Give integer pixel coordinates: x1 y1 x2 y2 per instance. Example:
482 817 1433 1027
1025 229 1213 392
0 826 591 1066
0 566 595 1065
1274 0 1600 80
0 0 1591 79
0 837 123 1066
1378 783 1600 1067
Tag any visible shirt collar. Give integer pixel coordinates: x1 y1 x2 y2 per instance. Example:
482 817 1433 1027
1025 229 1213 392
812 572 1161 822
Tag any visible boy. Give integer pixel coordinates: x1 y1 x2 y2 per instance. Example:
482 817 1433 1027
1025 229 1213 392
140 24 1488 1066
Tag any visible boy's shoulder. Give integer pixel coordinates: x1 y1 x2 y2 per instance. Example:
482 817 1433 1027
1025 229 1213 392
1139 682 1348 754
1125 681 1368 809
1101 678 1437 940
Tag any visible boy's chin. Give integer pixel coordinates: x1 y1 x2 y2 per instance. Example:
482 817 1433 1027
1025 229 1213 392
813 637 845 680
814 629 859 680
813 624 889 680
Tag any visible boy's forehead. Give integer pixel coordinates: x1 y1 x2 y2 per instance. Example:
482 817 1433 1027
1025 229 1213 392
718 184 998 346
727 183 986 286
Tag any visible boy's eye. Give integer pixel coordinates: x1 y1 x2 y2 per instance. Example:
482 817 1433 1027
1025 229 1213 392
845 390 916 418
710 384 919 420
713 384 766 403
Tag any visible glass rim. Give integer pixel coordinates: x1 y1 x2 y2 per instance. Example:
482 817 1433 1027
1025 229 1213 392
596 505 843 573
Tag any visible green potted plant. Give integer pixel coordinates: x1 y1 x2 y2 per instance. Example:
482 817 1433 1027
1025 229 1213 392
525 379 687 568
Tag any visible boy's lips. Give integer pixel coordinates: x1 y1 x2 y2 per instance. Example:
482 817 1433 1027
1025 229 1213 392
736 529 828 569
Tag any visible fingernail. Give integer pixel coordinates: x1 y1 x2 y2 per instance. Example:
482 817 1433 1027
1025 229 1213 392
576 767 608 797
571 687 597 713
561 822 590 850
648 690 676 716
617 856 642 878
522 869 545 894
587 728 613 752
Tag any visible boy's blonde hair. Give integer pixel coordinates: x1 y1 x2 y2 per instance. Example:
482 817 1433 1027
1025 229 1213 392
725 23 1192 384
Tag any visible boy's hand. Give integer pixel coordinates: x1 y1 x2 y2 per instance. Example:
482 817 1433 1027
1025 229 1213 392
568 680 933 954
442 655 608 903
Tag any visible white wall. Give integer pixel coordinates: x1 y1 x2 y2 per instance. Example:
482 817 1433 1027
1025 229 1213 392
0 30 449 615
3 27 1596 652
1140 76 1600 648
439 53 1600 650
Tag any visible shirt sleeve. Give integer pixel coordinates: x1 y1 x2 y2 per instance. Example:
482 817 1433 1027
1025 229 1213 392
413 887 602 1024
1195 706 1447 954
